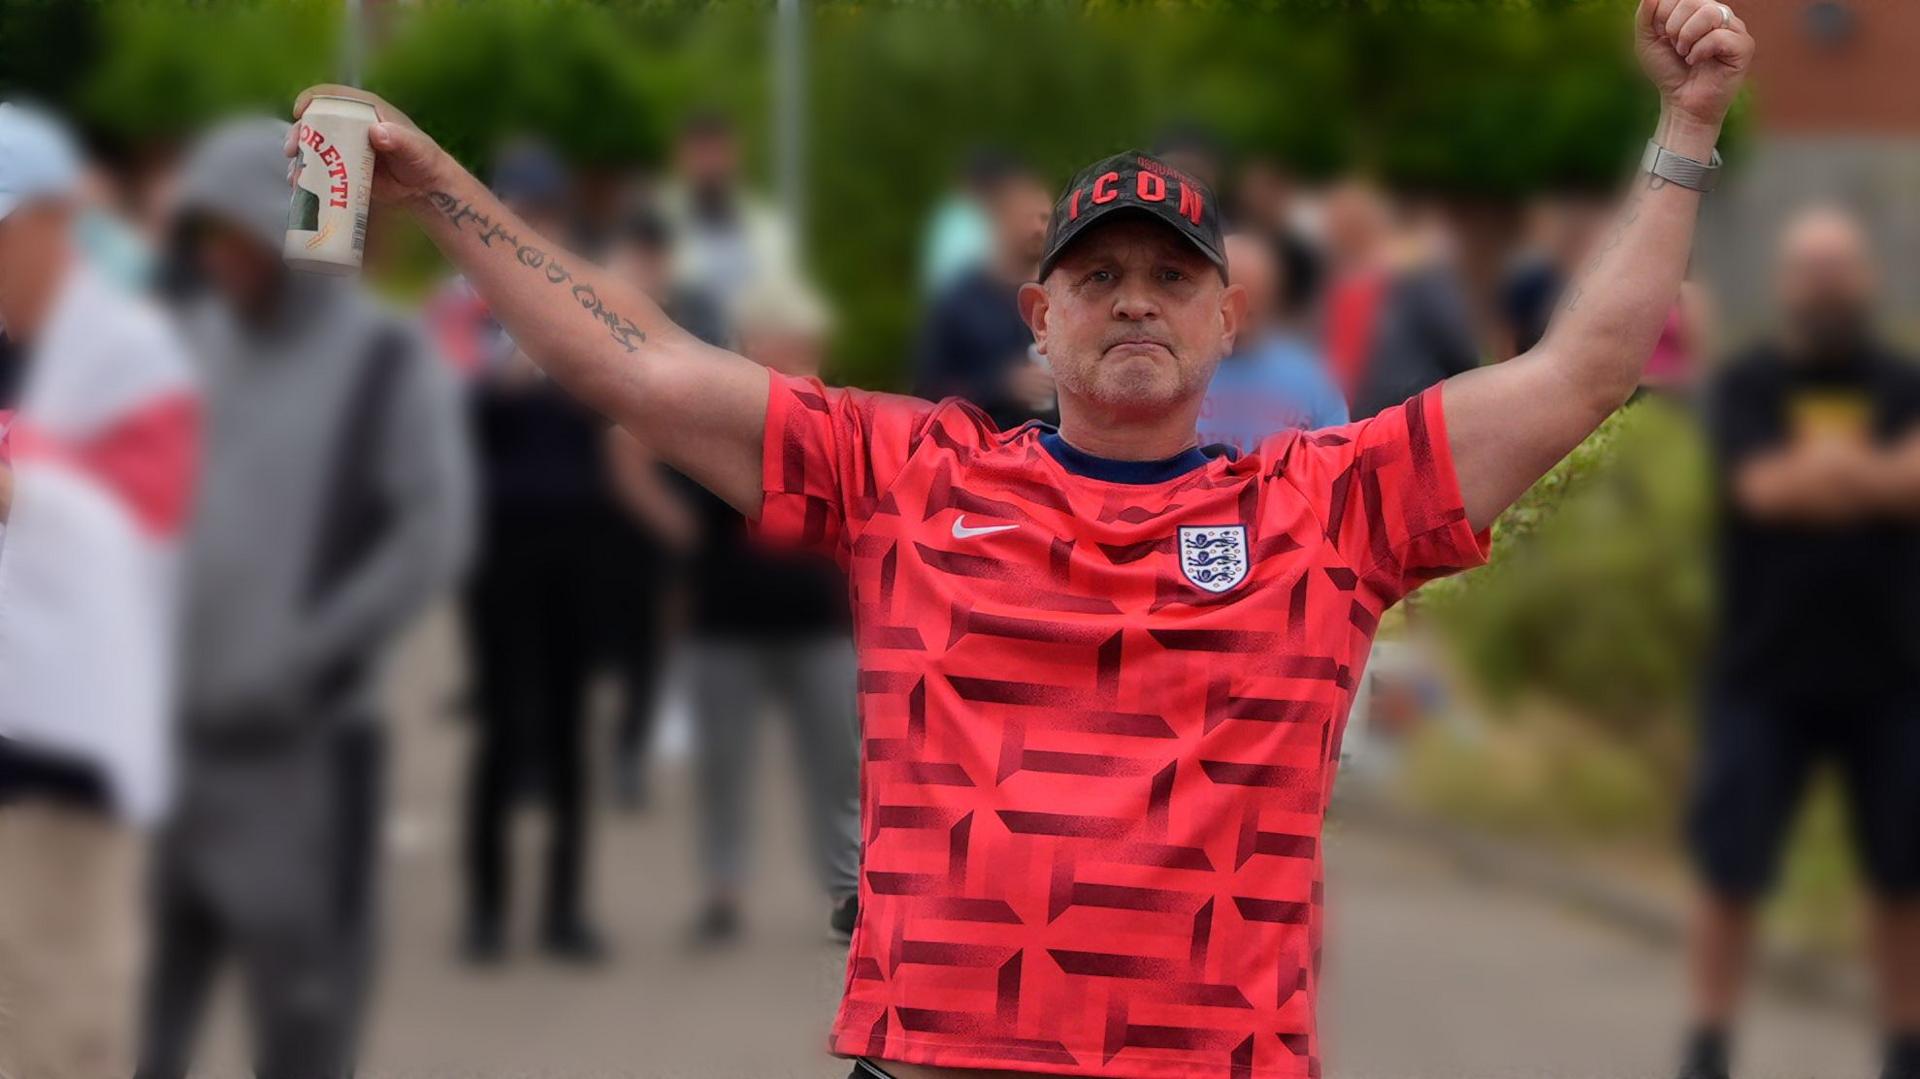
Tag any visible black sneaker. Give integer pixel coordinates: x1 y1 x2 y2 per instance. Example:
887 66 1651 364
541 919 611 965
830 894 858 943
689 899 742 949
1885 1033 1920 1079
461 919 506 966
1677 1027 1730 1079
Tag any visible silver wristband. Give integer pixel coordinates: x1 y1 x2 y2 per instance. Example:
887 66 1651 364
1641 139 1723 193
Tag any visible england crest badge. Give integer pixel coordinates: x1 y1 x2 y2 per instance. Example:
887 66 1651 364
1178 525 1250 593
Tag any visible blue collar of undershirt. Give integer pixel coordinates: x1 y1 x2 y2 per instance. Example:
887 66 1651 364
1038 430 1226 484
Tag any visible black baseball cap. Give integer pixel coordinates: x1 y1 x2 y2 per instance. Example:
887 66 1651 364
1038 150 1226 282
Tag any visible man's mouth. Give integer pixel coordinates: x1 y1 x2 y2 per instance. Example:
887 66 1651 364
1103 337 1173 359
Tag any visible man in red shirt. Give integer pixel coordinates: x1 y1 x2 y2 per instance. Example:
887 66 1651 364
295 2 1749 1074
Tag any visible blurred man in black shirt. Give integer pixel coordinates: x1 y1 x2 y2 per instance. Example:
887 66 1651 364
1499 194 1610 359
454 141 616 965
912 158 1055 428
1683 207 1920 1079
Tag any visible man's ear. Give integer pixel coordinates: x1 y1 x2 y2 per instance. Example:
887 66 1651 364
1219 281 1249 354
1017 281 1050 355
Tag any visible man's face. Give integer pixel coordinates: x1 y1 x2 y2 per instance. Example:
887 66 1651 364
0 201 76 343
191 216 280 316
1232 160 1293 231
1224 233 1278 337
990 177 1053 270
677 130 740 192
1777 210 1877 358
1018 216 1244 418
1321 182 1389 271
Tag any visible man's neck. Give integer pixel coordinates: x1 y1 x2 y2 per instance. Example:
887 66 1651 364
1055 394 1202 461
1785 323 1874 367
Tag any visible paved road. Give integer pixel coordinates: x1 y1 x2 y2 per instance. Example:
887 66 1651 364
192 611 1875 1077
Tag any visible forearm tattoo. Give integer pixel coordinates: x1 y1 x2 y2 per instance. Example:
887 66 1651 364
425 190 648 353
1559 172 1666 315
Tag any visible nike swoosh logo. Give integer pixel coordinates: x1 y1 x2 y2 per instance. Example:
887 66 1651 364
952 515 1019 540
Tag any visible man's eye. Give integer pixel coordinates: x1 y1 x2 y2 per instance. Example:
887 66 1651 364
1161 269 1187 283
1086 270 1114 284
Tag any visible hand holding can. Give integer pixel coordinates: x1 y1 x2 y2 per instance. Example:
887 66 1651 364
283 95 378 274
284 86 454 272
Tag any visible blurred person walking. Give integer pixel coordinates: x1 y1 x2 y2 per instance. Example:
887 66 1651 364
1198 233 1347 453
455 140 622 965
654 279 861 946
0 101 200 1079
289 5 1750 1071
1356 201 1484 420
912 159 1056 428
1320 180 1393 404
135 117 471 1079
1679 206 1920 1079
659 111 802 322
919 149 1020 297
1321 186 1483 419
1229 158 1323 322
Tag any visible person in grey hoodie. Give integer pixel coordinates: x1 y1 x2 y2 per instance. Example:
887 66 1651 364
134 117 473 1079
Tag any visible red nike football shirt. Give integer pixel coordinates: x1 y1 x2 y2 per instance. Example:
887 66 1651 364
756 370 1489 1078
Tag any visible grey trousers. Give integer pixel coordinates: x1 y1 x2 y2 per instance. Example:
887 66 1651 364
135 724 382 1079
688 637 860 901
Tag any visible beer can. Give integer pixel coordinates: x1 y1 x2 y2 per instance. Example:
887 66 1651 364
284 95 378 274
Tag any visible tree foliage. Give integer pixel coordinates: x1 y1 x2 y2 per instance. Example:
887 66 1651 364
9 0 1726 382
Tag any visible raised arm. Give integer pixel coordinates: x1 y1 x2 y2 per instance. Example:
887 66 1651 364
289 86 769 514
1443 0 1753 531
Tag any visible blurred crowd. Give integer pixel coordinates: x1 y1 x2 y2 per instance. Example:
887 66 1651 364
1 73 1917 1079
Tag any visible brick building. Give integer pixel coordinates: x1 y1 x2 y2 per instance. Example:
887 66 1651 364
1702 0 1920 329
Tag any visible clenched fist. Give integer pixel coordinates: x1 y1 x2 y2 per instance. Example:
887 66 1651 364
1637 0 1754 135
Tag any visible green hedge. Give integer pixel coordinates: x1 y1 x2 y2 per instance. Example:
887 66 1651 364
1418 397 1713 770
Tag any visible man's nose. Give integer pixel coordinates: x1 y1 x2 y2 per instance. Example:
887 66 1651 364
1112 284 1160 321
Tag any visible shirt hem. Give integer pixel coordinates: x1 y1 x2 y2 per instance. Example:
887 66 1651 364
834 1032 1316 1079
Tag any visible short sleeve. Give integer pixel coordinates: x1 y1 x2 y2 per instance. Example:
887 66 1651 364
754 369 946 562
1270 383 1490 603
